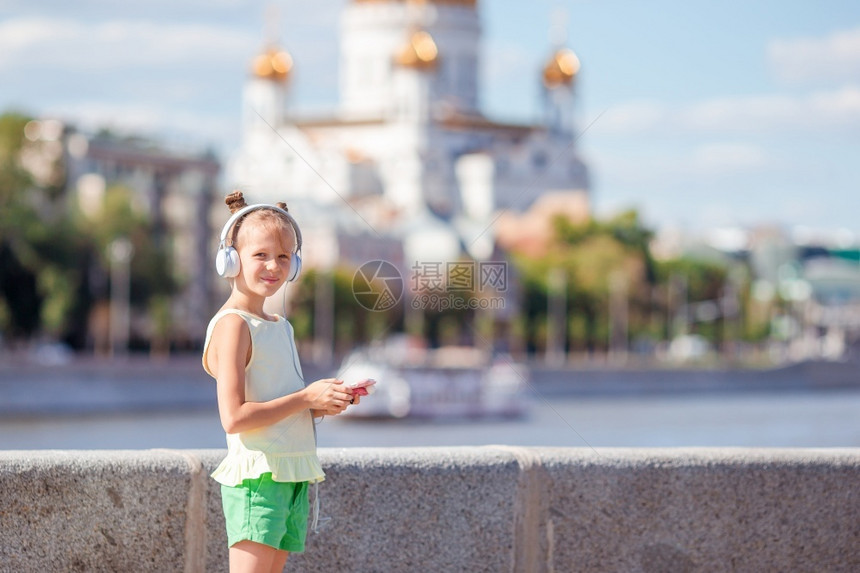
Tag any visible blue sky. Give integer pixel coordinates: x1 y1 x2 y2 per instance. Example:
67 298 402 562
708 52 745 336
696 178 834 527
2 0 860 235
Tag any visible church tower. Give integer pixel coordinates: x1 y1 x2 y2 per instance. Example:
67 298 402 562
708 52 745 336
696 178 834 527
340 0 481 120
541 47 580 136
242 45 292 138
338 0 480 216
540 13 580 137
391 28 439 123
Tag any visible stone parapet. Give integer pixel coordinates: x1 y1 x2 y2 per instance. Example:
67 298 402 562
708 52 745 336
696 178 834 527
1 448 858 572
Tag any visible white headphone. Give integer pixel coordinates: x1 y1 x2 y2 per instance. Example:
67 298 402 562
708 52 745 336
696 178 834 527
215 204 303 282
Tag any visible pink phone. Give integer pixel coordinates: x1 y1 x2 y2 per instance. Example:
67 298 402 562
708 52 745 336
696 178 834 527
345 378 376 396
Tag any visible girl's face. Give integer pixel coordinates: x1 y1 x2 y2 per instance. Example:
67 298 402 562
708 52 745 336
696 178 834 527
234 222 296 300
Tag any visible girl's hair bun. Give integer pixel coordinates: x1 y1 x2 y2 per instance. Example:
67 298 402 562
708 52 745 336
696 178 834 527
225 191 248 213
276 202 288 211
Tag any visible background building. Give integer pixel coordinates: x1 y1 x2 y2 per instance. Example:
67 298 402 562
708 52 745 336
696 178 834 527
63 127 219 351
230 0 590 275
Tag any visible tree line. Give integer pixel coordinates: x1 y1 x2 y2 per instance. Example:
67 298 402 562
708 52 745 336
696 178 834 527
1 110 768 360
0 112 173 352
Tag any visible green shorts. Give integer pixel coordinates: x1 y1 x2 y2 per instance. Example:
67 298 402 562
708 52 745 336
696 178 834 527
220 473 309 552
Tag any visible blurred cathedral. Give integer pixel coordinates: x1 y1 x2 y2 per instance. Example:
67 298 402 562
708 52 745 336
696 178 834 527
229 0 589 272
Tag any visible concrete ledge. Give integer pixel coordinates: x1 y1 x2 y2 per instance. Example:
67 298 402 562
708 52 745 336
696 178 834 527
1 448 859 572
537 448 860 572
0 450 197 572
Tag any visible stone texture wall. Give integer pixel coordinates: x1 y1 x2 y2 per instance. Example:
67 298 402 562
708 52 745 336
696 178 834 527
1 448 858 572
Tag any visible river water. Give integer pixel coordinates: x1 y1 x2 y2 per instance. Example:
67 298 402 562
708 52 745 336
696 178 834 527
2 389 859 450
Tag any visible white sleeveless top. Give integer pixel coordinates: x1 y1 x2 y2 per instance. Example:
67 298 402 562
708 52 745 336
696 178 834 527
202 309 324 485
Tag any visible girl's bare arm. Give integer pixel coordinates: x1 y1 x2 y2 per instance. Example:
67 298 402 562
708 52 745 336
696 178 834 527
209 314 351 434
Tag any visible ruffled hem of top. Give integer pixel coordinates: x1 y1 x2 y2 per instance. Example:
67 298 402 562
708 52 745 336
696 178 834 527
211 452 325 486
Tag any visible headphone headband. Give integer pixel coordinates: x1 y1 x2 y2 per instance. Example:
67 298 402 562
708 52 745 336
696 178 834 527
219 204 303 251
215 203 304 280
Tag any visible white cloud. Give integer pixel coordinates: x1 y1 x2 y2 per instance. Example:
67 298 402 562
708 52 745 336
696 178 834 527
0 17 257 71
681 87 860 134
594 86 860 138
590 141 772 189
690 143 770 173
46 101 237 151
768 26 860 85
598 102 665 134
677 95 799 133
587 136 860 232
0 0 307 23
0 12 342 149
0 11 341 89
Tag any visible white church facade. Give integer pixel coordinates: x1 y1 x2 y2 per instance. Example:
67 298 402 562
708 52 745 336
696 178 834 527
229 0 589 271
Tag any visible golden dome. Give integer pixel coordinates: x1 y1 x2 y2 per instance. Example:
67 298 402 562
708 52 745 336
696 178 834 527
395 30 439 69
542 48 580 88
252 47 293 82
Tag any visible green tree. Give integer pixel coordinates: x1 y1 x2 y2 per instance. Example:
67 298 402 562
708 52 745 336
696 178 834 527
288 266 403 358
514 210 656 354
0 111 177 350
655 257 730 345
0 112 84 342
81 185 175 307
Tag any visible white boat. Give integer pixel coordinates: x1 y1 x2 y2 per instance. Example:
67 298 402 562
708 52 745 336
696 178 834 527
335 340 528 419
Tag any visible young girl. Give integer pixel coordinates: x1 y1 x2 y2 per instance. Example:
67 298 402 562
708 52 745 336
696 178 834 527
203 191 357 573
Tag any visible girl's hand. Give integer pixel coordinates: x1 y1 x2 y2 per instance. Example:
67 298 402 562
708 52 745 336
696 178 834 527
304 378 352 414
314 393 360 418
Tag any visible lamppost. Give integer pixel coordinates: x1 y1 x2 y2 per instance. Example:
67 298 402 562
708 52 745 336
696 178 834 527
608 270 629 366
109 238 134 359
546 267 567 366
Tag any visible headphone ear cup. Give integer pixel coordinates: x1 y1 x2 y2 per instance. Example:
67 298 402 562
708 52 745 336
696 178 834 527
216 246 241 278
288 253 302 282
